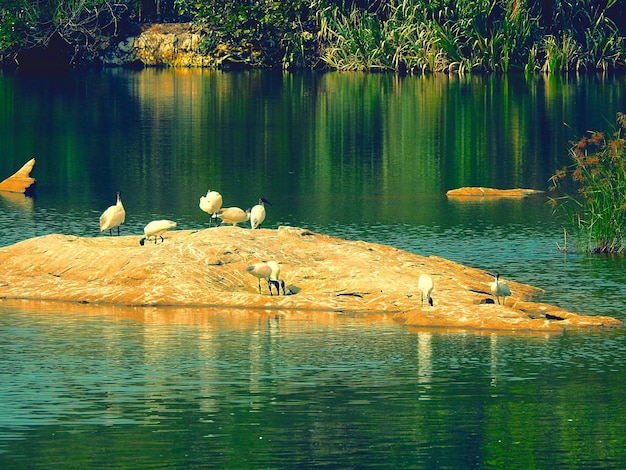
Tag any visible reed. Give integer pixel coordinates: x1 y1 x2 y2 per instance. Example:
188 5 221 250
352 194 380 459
317 6 391 71
580 0 623 71
541 34 581 73
525 43 540 74
314 0 624 74
315 0 544 73
549 113 626 254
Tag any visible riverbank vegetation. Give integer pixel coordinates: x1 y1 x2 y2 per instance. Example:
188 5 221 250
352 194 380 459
1 0 625 72
549 113 626 254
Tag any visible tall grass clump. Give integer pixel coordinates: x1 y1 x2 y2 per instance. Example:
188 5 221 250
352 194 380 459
315 0 543 73
447 0 538 72
542 0 624 72
579 0 624 71
549 113 626 253
317 6 391 71
541 34 582 72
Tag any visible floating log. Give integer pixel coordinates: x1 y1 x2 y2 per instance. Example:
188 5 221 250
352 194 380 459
0 227 620 332
0 158 36 194
446 187 544 198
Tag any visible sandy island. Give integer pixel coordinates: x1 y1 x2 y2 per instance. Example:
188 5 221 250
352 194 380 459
0 226 621 332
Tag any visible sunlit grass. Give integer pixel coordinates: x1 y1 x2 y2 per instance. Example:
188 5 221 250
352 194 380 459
314 0 623 74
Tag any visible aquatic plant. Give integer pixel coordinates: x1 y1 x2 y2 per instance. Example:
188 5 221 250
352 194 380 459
541 34 582 73
549 113 626 253
579 0 624 71
540 0 623 72
316 0 544 74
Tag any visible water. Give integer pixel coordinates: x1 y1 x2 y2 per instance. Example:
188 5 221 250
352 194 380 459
1 306 624 468
0 69 625 468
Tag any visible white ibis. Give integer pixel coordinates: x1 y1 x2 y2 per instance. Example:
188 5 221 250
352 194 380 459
490 272 511 305
250 197 272 229
246 260 284 295
217 207 250 226
266 260 285 295
199 189 222 226
140 220 176 245
418 273 434 306
99 191 125 236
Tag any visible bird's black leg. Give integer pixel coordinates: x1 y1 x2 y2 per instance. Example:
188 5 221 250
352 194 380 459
280 280 285 296
117 226 121 236
258 279 262 294
268 280 274 296
159 235 164 243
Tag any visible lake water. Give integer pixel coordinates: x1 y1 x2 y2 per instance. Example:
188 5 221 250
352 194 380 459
0 69 625 468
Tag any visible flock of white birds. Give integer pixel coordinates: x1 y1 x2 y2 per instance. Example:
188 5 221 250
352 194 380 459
98 189 288 296
98 191 511 303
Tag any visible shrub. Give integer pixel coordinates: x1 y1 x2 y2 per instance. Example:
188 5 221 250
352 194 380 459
549 113 626 253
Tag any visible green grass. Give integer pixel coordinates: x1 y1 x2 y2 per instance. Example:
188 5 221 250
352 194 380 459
314 0 623 74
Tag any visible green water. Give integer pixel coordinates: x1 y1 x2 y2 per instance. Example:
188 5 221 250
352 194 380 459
0 69 625 468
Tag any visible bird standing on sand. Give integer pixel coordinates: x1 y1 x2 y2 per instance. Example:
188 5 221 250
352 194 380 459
266 260 285 295
100 192 125 236
199 189 223 226
418 273 434 306
140 220 177 246
217 207 250 226
490 272 511 305
250 197 272 229
246 260 285 295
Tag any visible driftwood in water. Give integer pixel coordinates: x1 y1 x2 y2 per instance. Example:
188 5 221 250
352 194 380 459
0 159 36 194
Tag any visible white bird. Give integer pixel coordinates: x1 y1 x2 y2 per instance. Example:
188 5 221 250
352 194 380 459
217 207 250 226
199 189 222 226
100 191 125 236
490 272 511 305
266 260 285 295
140 220 176 246
250 197 272 229
418 273 434 307
246 260 284 295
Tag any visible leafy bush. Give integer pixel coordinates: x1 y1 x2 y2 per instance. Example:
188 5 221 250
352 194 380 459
0 0 28 52
0 0 129 66
194 0 315 68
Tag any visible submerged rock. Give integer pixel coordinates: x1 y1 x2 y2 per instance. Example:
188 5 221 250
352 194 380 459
447 187 545 198
0 226 620 332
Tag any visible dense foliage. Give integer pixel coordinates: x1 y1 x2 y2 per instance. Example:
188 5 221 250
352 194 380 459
0 0 625 72
549 113 626 253
0 0 128 66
